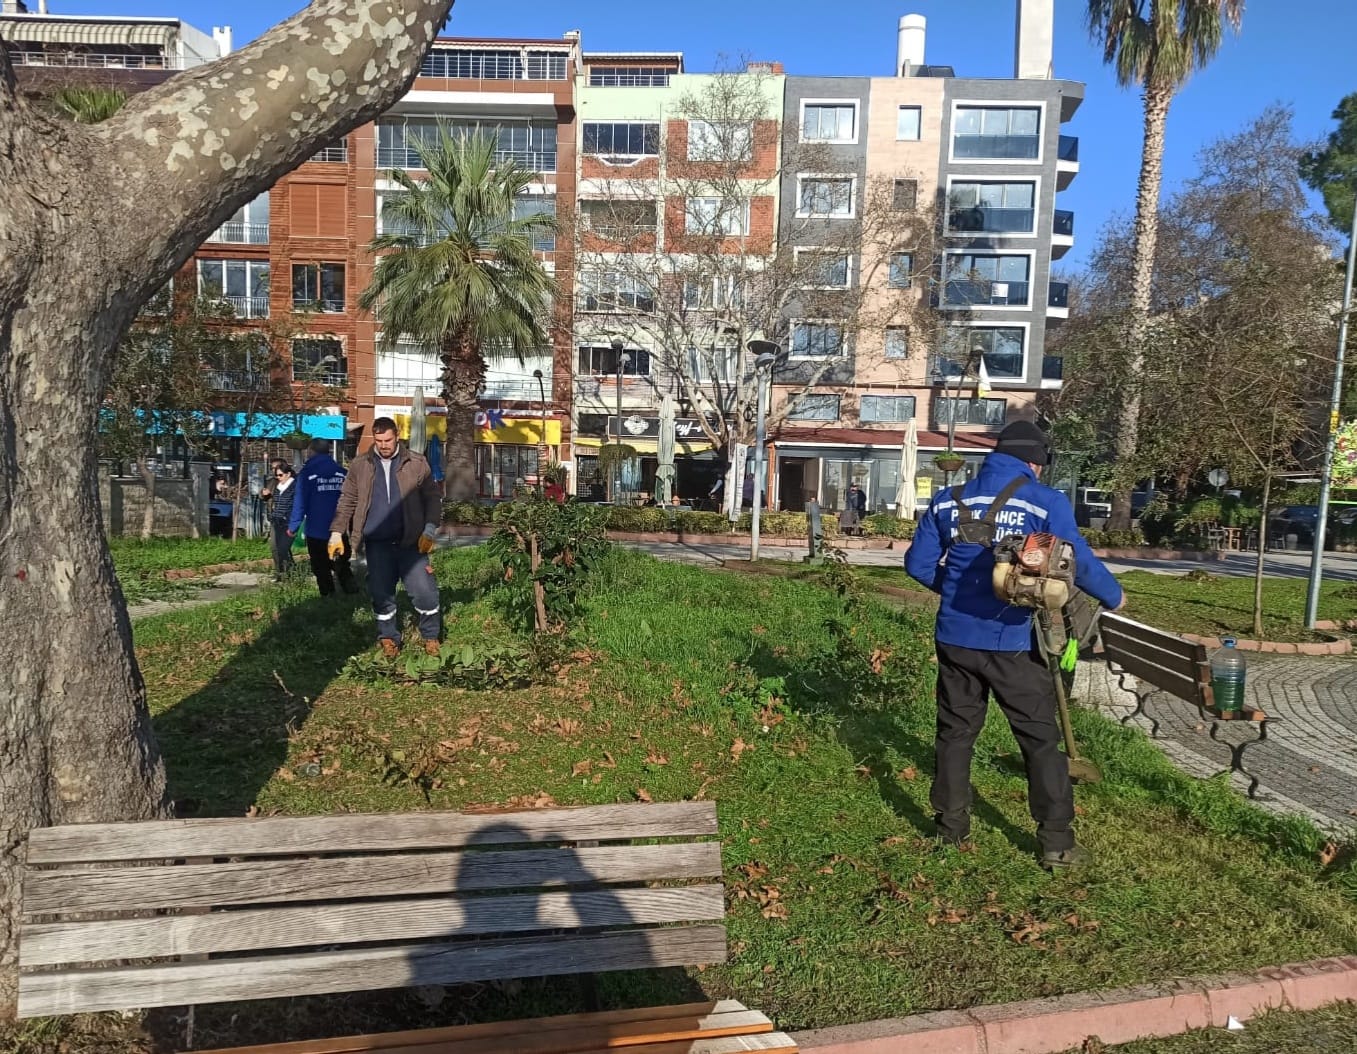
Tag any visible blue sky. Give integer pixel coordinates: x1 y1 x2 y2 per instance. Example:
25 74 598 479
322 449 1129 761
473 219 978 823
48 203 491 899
47 0 1357 266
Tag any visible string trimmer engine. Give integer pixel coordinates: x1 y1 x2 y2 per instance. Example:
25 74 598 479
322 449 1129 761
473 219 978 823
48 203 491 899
992 533 1077 611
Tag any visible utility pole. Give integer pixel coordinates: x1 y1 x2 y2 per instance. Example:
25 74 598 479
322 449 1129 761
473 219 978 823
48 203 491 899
1305 195 1357 628
746 340 781 562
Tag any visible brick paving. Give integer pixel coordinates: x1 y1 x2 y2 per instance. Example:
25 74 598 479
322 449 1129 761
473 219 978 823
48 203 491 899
1093 656 1357 831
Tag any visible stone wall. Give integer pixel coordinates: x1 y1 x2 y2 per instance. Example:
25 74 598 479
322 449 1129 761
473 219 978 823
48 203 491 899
100 463 211 538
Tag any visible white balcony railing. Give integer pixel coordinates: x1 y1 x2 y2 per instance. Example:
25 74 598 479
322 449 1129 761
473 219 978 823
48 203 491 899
8 50 178 70
481 377 553 401
224 295 270 319
207 222 270 245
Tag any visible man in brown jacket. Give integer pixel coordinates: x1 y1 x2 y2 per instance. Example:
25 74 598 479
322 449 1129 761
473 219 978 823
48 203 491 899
329 417 443 657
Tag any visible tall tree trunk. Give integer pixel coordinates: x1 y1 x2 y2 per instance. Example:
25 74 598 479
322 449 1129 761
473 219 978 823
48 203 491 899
1253 472 1272 639
138 455 158 539
1110 85 1173 531
0 0 457 1016
441 331 486 501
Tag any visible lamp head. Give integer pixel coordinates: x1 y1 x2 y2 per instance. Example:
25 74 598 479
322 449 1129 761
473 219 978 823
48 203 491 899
532 369 543 379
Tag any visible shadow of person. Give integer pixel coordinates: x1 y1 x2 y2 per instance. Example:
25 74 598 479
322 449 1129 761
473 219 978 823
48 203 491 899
150 587 372 817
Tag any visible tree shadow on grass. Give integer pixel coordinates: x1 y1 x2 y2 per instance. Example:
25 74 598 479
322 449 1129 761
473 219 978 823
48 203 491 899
152 576 476 817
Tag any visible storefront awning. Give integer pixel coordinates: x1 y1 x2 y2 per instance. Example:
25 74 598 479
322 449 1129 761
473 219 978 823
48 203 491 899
0 17 176 48
392 412 562 445
208 412 347 440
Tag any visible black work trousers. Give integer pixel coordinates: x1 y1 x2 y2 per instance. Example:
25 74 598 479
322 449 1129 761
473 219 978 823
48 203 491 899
304 534 357 596
932 641 1074 852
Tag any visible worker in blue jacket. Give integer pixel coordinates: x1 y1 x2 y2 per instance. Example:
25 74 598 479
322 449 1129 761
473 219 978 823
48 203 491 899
288 439 358 596
906 420 1124 870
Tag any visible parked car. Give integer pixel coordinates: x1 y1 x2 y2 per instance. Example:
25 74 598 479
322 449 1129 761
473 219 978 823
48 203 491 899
1075 487 1112 528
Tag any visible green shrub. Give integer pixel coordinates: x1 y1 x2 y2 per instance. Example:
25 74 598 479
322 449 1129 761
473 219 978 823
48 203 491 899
733 510 840 538
601 507 670 532
673 511 732 534
442 501 493 525
1080 527 1147 549
861 513 917 539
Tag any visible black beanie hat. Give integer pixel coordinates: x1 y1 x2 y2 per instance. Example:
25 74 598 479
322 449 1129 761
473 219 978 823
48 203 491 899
994 420 1052 466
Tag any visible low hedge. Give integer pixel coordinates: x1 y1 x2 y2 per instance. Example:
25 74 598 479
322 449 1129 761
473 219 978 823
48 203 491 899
1079 528 1148 549
862 513 917 540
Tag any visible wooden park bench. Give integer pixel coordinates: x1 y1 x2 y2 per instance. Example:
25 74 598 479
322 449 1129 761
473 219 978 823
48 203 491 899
1100 613 1270 798
18 800 797 1054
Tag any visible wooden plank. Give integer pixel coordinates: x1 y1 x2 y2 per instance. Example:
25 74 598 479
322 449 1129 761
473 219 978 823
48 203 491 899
315 1009 772 1054
16 926 728 1017
25 802 718 865
21 885 726 967
1100 613 1204 657
190 1002 755 1054
575 1035 798 1054
1100 624 1207 683
22 842 723 916
1105 647 1210 705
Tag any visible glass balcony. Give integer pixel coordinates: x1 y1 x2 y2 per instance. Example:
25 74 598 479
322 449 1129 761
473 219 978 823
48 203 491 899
944 279 1030 308
1053 210 1075 238
952 134 1040 160
1058 135 1079 162
1042 355 1064 382
1048 281 1070 308
949 207 1036 235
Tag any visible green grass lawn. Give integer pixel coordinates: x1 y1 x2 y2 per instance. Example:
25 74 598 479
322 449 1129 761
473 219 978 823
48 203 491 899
1074 1001 1357 1053
1118 570 1357 642
109 535 271 604
107 545 1357 1047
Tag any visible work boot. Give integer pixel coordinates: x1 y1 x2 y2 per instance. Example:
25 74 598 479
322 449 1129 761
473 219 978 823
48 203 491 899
934 812 970 847
378 639 400 659
1039 843 1093 872
423 639 441 657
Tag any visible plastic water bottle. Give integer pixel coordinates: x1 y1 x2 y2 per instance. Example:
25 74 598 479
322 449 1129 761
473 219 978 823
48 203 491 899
1210 639 1246 714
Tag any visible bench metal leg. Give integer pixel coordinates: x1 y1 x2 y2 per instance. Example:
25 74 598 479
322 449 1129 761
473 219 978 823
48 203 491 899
1113 666 1161 738
1209 718 1268 799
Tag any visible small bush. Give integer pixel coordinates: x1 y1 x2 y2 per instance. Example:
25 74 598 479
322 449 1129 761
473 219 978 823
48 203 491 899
674 511 732 534
733 510 841 538
442 501 493 525
861 514 917 540
603 507 670 533
1080 527 1147 549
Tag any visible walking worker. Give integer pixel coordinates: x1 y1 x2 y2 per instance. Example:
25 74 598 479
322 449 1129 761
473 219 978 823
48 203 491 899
262 460 297 580
905 421 1124 870
328 417 443 657
289 438 357 596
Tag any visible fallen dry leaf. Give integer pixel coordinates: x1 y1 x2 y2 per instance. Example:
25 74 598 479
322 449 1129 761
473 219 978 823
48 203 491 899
645 749 669 765
598 751 617 768
634 787 654 803
1319 841 1339 867
730 738 752 762
898 766 918 782
571 759 593 777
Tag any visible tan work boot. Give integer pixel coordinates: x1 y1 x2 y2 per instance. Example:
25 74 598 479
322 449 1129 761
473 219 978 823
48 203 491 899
423 639 441 657
378 639 400 659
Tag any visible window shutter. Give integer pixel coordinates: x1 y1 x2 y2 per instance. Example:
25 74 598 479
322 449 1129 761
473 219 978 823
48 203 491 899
289 185 320 237
289 184 345 238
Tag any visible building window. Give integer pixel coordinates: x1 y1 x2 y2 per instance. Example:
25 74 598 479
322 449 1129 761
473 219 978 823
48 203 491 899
513 194 557 252
589 66 672 87
790 321 844 359
953 106 1041 160
475 443 542 499
582 121 660 160
687 120 753 162
292 337 346 384
888 252 913 288
892 179 918 211
885 327 909 360
291 263 346 313
796 249 852 289
581 200 658 239
860 395 916 423
801 102 857 143
207 192 270 244
376 118 558 172
938 326 1026 381
309 140 349 163
578 272 655 313
948 181 1037 234
797 175 855 218
934 397 1008 427
577 344 652 377
376 339 440 395
198 258 270 319
897 106 922 141
787 394 841 421
686 343 741 384
685 197 749 236
682 275 743 310
482 352 553 400
944 253 1032 306
421 48 567 80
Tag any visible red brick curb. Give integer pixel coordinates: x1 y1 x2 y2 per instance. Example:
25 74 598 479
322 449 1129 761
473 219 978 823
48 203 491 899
1180 631 1352 657
792 957 1357 1053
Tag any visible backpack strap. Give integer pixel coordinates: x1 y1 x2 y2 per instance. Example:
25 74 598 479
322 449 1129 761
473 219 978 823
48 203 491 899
950 485 972 522
982 476 1029 528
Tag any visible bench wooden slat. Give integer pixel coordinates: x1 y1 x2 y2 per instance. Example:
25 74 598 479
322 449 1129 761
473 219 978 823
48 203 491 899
24 802 718 865
21 884 726 967
1102 646 1209 704
191 1001 755 1054
16 926 728 1017
22 842 722 915
1100 623 1208 683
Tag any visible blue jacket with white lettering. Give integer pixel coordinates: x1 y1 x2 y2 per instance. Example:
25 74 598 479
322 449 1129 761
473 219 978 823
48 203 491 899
289 453 347 540
905 452 1124 651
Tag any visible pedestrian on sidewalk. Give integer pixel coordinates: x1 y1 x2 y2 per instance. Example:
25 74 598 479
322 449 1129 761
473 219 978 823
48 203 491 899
262 460 297 580
289 439 358 596
329 418 443 657
905 420 1124 871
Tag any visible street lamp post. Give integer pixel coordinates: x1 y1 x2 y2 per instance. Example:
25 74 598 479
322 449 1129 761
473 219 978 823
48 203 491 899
746 340 781 562
610 338 628 504
1305 195 1357 628
532 368 547 496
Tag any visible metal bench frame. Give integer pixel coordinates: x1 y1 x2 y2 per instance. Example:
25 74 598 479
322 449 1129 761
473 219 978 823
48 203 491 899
1100 613 1271 798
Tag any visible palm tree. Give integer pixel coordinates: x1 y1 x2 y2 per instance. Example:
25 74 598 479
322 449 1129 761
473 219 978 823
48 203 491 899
360 129 558 499
51 85 128 124
1087 0 1243 528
